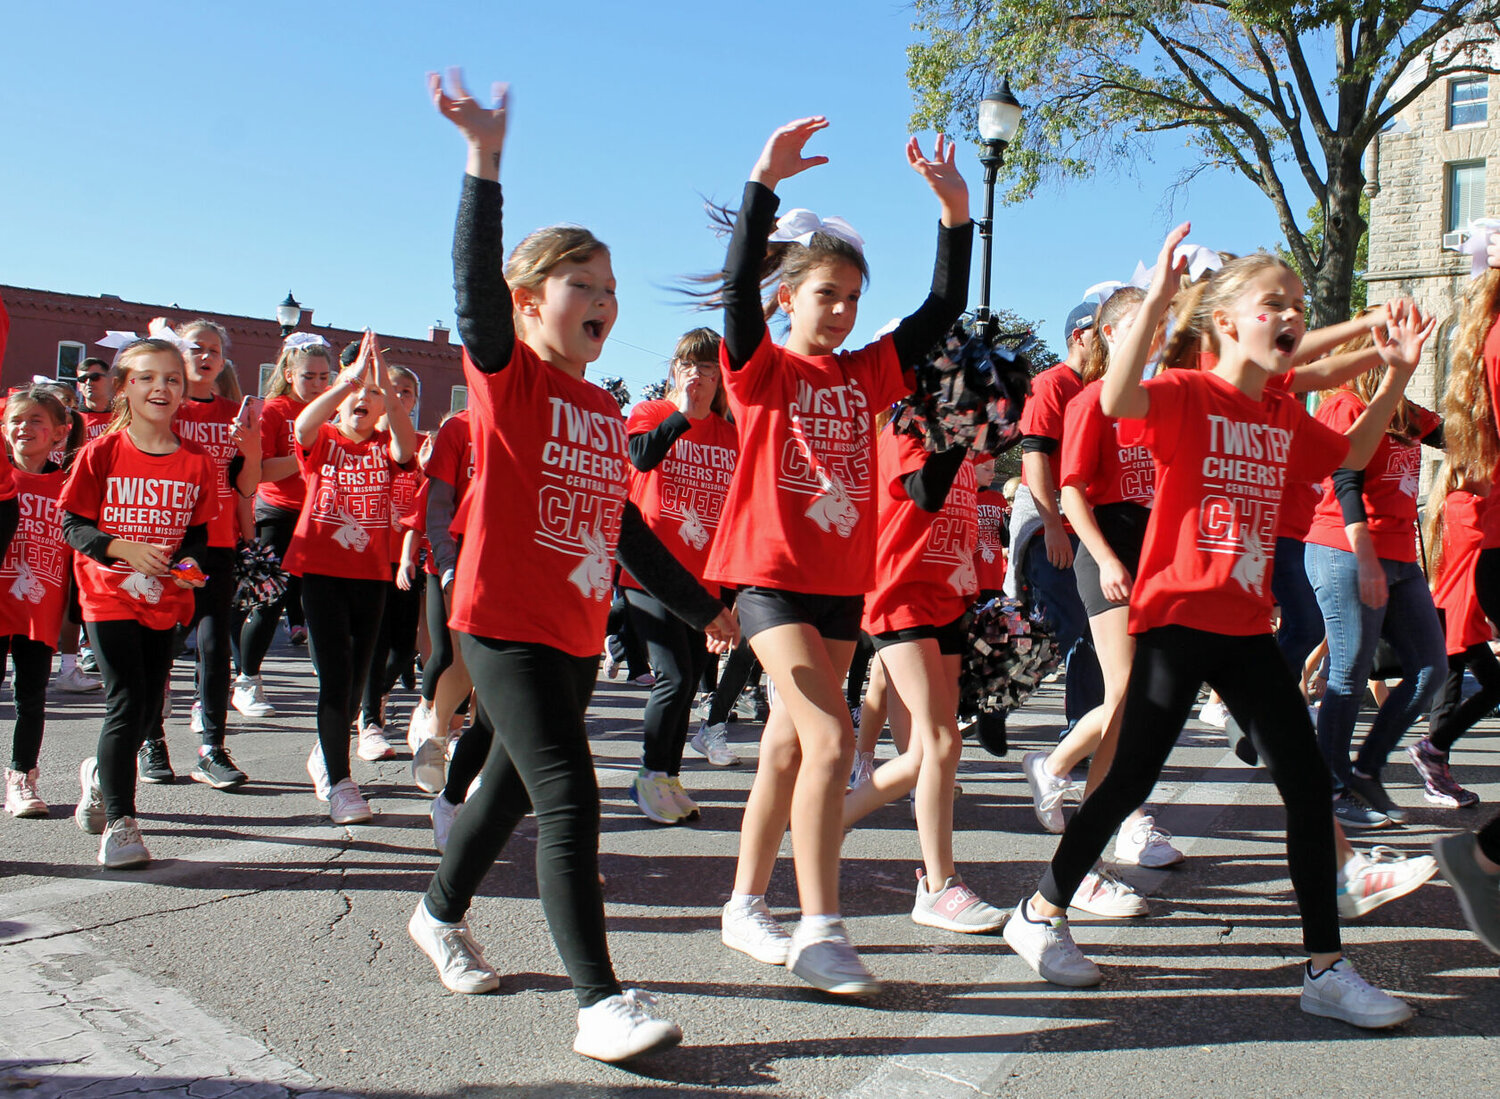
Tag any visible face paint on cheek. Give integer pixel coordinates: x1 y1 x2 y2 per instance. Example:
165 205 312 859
1256 314 1269 323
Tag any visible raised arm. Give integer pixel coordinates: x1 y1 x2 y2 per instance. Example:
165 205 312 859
1101 223 1190 420
889 135 973 367
295 335 368 447
371 342 418 465
432 68 515 373
1339 306 1436 470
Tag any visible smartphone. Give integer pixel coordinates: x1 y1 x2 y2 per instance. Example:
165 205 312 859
236 395 264 427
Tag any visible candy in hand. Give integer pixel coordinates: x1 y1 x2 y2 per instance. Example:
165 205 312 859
172 562 207 584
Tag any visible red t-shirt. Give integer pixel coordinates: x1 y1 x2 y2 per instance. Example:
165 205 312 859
1305 391 1440 562
1433 489 1491 655
1059 381 1156 508
171 395 242 549
425 411 475 539
79 409 113 442
405 479 438 577
256 395 309 513
60 432 219 630
388 431 426 566
448 344 631 657
283 422 404 581
705 332 909 596
974 484 1008 593
863 429 978 634
1126 370 1349 636
1018 362 1087 487
0 467 71 645
621 400 738 597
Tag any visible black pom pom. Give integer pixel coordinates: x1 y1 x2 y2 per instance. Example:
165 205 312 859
893 319 1035 457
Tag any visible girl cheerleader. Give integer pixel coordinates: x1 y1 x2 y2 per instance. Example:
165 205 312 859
622 328 740 823
65 338 216 867
232 333 333 718
2 387 65 818
1414 461 1492 807
708 116 971 995
136 319 261 788
840 418 1005 933
1304 339 1446 828
289 332 416 824
1004 225 1432 1029
409 72 734 1062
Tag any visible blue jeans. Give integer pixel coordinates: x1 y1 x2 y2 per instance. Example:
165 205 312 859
1306 542 1445 789
1023 533 1103 727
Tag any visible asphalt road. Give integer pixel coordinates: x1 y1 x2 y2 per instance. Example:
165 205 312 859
1 638 1498 1098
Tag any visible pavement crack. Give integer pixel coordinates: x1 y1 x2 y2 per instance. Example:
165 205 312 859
891 1059 984 1094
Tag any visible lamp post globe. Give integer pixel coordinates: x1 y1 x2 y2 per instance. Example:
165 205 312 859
276 292 303 337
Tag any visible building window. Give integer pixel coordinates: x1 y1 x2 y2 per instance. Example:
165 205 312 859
1449 76 1488 128
450 385 468 412
1447 160 1487 233
56 341 86 381
258 363 279 395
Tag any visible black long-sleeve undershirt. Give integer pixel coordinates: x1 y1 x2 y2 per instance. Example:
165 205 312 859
902 445 968 513
1333 425 1447 527
628 410 692 472
426 477 460 580
721 180 973 373
617 502 722 630
63 512 208 571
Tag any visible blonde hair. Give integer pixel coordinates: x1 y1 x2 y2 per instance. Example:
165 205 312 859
266 343 335 399
180 319 230 352
1156 253 1299 372
1080 287 1145 384
216 360 244 402
5 386 78 467
107 339 186 434
506 225 610 331
667 327 727 416
1442 268 1500 483
388 364 420 396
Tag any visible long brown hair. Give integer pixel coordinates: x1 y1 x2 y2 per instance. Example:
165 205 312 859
1442 268 1500 482
1080 288 1145 384
265 343 335 399
1326 311 1427 440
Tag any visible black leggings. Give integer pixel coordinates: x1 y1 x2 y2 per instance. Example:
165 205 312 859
301 573 387 786
705 639 762 727
7 636 53 772
237 505 304 677
1427 642 1500 754
1460 549 1500 866
443 697 495 805
845 631 875 712
623 588 708 775
420 571 453 703
424 634 619 1007
362 567 422 723
1038 624 1340 955
87 618 175 822
160 545 235 746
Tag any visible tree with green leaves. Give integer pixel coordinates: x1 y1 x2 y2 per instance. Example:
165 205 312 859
908 0 1499 325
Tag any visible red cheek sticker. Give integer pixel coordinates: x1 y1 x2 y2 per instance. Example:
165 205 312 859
1255 314 1269 322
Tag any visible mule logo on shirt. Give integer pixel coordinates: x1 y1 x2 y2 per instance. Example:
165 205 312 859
949 556 978 595
805 469 859 537
1229 526 1268 599
1199 415 1287 596
121 570 164 604
331 503 372 552
678 505 710 551
980 543 996 565
567 524 613 601
8 559 43 604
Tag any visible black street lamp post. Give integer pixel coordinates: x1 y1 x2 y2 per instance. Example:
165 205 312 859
974 77 1023 340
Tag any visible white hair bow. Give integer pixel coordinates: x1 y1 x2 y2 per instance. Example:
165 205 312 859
768 209 865 254
146 318 200 356
283 332 331 351
1130 243 1223 289
1081 280 1126 303
1458 218 1500 278
96 330 140 349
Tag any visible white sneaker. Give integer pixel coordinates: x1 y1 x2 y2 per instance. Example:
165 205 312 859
787 919 880 996
663 775 700 821
328 778 372 824
1337 845 1439 919
1113 814 1185 868
406 701 434 753
573 989 682 1063
1002 899 1102 987
1300 958 1412 1028
431 792 462 854
630 769 684 824
911 870 1007 933
1198 698 1229 728
689 721 740 767
307 743 331 802
601 641 622 680
98 815 151 869
1023 751 1070 834
5 767 47 818
848 750 875 790
412 735 449 793
189 700 206 735
54 665 102 693
231 673 275 718
1070 868 1149 918
74 757 105 834
357 724 396 762
720 897 792 964
407 900 499 994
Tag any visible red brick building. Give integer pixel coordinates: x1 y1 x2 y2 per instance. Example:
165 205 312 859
0 285 466 431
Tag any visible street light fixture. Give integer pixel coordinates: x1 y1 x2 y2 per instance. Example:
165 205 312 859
276 291 303 336
975 76 1023 338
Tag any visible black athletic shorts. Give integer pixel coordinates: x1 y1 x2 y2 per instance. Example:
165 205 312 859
734 586 865 643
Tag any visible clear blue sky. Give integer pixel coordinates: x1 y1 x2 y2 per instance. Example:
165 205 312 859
1 1 1300 396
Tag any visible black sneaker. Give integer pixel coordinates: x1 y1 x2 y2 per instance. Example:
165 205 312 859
1332 792 1389 830
1347 770 1407 824
974 710 1009 758
137 738 175 784
191 746 248 790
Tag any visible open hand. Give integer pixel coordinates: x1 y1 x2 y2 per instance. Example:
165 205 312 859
431 68 509 178
906 135 969 226
1147 223 1192 303
751 117 829 189
1372 302 1436 374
